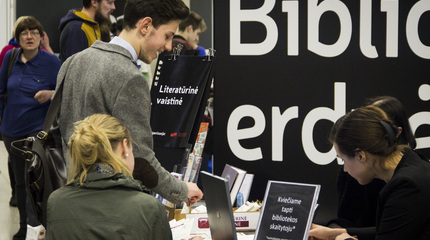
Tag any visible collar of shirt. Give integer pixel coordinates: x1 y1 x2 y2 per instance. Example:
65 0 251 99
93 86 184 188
109 36 138 63
16 48 43 67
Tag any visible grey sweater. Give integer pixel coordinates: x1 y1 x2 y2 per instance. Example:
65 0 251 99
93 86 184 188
56 40 187 204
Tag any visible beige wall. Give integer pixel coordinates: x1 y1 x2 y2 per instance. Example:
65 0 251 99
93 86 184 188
0 0 15 48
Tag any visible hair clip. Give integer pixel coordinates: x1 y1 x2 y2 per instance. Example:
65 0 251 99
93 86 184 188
380 120 398 146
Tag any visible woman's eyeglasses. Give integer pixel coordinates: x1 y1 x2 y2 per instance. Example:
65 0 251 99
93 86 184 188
20 30 40 38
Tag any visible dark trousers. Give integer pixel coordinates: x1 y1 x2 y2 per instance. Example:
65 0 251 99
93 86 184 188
3 132 39 228
8 156 16 196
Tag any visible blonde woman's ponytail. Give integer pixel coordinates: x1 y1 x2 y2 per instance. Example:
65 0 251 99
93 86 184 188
68 114 133 185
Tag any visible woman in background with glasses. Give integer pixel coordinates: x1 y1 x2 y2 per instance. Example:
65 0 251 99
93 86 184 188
0 16 61 240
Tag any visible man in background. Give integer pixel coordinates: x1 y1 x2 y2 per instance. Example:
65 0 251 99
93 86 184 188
172 11 206 55
58 0 115 62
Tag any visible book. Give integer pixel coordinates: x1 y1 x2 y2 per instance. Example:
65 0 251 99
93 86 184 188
221 164 247 205
220 164 238 191
238 173 254 204
189 156 202 183
254 181 320 240
183 122 209 183
182 154 195 183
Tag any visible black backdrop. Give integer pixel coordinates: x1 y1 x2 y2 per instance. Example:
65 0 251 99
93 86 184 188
17 0 126 53
214 0 430 224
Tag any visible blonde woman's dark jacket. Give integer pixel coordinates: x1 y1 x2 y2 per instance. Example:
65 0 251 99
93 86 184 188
46 164 172 239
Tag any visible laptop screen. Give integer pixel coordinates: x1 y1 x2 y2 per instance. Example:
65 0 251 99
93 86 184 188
200 171 238 240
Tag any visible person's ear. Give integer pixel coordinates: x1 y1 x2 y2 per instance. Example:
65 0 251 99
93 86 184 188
139 17 153 35
187 25 193 33
91 0 99 8
355 150 366 162
120 138 128 159
396 126 403 139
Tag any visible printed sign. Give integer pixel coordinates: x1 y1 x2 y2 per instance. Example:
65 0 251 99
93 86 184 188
255 181 320 240
150 53 214 148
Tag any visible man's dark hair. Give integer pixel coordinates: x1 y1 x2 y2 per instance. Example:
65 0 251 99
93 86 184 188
178 11 206 32
83 0 101 9
15 16 44 42
123 0 189 30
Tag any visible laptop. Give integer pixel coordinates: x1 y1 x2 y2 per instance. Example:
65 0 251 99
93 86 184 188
200 171 254 240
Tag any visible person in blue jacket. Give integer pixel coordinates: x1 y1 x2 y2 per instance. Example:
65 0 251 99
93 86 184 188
58 0 115 62
0 16 61 240
172 11 207 55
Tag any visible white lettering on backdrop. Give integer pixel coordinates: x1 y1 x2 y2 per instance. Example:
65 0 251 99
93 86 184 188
230 0 430 59
227 83 430 165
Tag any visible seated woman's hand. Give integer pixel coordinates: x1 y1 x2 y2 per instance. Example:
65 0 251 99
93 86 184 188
335 232 356 240
308 224 347 240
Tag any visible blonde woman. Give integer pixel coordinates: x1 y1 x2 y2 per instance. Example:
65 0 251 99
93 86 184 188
46 114 172 239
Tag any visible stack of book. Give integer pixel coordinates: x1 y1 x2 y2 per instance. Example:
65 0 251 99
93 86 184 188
221 164 254 206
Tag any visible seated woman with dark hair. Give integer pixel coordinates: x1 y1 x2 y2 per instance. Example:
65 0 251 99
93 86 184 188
309 106 430 240
331 96 420 229
46 114 172 240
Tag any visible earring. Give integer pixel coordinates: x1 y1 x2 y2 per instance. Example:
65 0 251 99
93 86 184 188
126 153 129 158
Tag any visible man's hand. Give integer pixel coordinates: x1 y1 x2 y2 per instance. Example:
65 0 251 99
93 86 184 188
185 182 203 206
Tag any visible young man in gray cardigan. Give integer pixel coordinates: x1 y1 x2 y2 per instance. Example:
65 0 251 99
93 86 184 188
56 0 203 206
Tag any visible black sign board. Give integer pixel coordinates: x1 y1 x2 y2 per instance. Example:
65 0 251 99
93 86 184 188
255 181 320 240
150 53 214 148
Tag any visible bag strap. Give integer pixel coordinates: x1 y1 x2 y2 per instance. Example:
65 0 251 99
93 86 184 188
7 48 21 79
2 48 20 107
42 54 76 133
10 138 34 160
